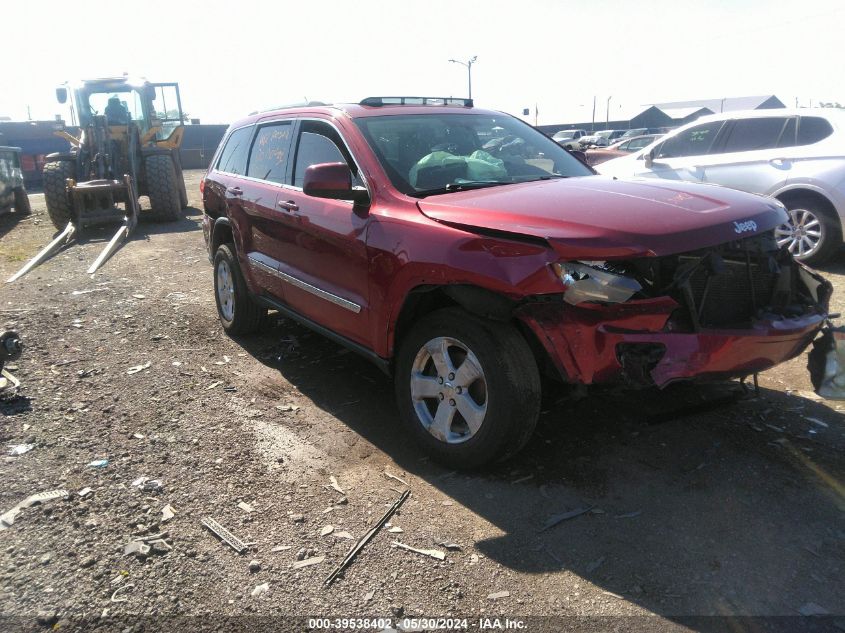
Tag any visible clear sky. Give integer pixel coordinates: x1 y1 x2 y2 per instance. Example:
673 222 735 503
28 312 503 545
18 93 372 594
2 0 843 126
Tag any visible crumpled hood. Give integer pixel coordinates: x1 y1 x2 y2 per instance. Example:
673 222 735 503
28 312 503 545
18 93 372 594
416 176 788 259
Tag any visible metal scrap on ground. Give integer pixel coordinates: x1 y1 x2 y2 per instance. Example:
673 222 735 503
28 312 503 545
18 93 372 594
539 506 593 532
161 504 175 522
292 556 325 569
383 471 409 487
201 517 249 554
328 476 345 495
391 541 446 561
324 489 410 587
0 489 68 530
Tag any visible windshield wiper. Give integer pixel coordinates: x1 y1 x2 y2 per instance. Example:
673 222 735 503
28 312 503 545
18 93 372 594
410 180 510 198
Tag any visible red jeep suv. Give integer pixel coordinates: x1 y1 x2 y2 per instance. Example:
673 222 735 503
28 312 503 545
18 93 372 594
201 96 831 467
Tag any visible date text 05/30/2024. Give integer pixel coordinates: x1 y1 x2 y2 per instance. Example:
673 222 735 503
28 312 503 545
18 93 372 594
308 617 526 630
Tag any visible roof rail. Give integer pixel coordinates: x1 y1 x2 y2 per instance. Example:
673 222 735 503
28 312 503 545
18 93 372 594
359 96 473 108
248 101 331 116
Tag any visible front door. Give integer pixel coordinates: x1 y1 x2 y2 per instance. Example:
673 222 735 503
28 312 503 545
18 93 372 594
271 118 371 346
637 120 727 183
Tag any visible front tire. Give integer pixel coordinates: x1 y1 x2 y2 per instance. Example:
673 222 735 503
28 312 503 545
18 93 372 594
775 197 841 265
42 161 75 229
394 307 541 468
13 187 31 215
213 244 266 335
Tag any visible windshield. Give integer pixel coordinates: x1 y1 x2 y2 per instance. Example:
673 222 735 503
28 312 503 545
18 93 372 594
85 90 146 127
355 113 593 195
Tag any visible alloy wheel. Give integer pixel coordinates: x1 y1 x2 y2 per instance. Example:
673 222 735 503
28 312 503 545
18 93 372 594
409 336 488 444
775 208 823 258
216 259 235 321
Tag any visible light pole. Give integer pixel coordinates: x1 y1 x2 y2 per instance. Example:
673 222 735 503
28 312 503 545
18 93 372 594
606 95 612 128
448 56 477 99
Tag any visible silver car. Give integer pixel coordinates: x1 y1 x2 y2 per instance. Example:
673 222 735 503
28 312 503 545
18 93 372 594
598 109 845 264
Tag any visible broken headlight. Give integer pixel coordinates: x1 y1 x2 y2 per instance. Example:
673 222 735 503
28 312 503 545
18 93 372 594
552 261 642 306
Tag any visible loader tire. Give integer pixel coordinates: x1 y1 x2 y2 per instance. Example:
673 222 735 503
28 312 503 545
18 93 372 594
43 161 75 229
145 154 181 222
174 154 189 208
13 187 31 215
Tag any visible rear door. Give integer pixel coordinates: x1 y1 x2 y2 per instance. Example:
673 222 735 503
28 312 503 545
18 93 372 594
240 119 295 301
702 116 795 195
271 118 371 346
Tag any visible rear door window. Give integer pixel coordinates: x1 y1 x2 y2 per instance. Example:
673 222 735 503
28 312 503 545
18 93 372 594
797 117 834 145
246 121 293 184
216 126 253 175
720 117 789 153
776 118 797 148
654 121 724 159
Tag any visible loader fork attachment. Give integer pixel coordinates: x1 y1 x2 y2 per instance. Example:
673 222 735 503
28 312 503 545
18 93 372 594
6 174 139 283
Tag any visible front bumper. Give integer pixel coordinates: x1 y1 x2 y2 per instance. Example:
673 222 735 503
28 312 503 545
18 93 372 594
518 297 826 387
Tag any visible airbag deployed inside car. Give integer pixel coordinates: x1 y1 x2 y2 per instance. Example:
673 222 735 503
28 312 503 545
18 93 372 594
409 150 506 188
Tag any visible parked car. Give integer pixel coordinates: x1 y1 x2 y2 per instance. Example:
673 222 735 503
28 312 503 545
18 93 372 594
0 146 31 217
620 127 667 139
598 109 845 264
551 128 588 149
579 129 627 148
201 97 830 467
584 134 662 166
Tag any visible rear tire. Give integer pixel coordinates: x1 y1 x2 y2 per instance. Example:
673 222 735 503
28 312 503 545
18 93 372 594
394 307 541 468
144 154 181 222
775 196 841 266
13 187 31 215
213 243 266 335
173 153 189 208
42 161 75 229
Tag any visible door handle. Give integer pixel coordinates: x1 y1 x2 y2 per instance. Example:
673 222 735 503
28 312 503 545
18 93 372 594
277 200 299 212
769 158 789 167
227 186 243 196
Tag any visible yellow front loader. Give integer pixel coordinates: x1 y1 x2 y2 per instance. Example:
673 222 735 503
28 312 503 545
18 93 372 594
8 76 188 282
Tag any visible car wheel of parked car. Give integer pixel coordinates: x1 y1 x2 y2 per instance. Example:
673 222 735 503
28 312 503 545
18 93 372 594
775 197 841 265
213 244 266 335
13 187 31 215
395 307 541 468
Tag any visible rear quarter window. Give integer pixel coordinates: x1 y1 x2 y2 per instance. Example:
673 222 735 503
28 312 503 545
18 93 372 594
797 117 834 145
216 125 254 175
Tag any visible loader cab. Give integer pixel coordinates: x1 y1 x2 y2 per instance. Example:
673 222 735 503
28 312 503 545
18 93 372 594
58 78 185 148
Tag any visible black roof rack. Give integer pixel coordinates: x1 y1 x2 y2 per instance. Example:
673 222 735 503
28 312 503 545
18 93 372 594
359 96 473 108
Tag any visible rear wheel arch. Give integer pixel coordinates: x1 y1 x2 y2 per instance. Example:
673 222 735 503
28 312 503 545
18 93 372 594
211 217 234 253
774 188 842 264
775 188 840 228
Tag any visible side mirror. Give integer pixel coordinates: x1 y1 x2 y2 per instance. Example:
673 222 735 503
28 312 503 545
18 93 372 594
643 149 654 168
303 162 369 204
56 87 68 104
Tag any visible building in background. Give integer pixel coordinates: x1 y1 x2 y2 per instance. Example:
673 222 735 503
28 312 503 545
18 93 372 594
539 95 786 137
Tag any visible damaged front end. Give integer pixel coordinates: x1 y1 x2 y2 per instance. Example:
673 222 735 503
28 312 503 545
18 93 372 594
518 234 832 388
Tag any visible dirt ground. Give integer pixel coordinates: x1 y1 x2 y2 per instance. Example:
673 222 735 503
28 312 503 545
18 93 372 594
0 171 843 632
